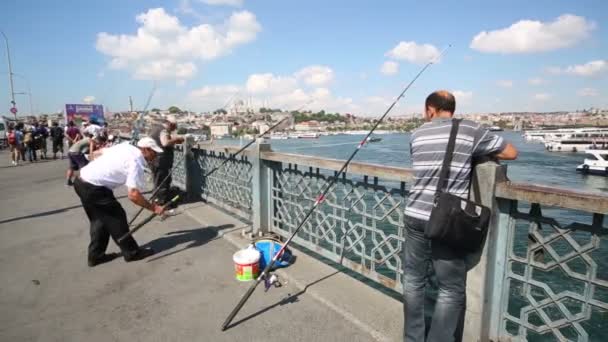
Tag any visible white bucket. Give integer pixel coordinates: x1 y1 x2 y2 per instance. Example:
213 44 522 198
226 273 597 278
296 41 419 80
233 247 261 281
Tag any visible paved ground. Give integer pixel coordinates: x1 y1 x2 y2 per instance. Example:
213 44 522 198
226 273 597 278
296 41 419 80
0 153 375 342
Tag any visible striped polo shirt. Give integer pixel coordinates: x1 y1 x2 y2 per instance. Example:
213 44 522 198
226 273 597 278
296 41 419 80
405 118 506 221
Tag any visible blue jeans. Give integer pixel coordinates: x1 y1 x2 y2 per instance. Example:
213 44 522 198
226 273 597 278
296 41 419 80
403 216 466 342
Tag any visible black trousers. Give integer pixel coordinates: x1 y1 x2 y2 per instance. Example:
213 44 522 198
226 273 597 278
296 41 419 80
152 162 172 205
73 178 139 260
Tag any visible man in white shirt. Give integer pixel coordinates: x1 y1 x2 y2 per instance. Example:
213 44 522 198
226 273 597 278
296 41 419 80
74 137 165 267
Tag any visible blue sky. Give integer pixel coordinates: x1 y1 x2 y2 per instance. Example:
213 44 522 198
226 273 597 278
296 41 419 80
0 0 607 116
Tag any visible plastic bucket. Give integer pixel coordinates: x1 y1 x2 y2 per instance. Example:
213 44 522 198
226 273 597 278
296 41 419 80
254 239 292 269
233 248 260 281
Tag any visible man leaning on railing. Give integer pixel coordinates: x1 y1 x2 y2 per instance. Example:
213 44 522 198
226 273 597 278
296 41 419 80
403 90 518 342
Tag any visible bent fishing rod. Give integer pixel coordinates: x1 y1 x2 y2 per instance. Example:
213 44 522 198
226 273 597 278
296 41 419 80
124 116 291 234
126 89 236 226
220 45 451 331
118 195 180 243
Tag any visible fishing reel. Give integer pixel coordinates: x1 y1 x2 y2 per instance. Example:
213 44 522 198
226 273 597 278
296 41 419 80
264 273 282 292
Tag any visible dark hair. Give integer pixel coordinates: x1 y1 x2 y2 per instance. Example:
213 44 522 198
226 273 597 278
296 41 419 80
68 121 75 127
425 91 456 114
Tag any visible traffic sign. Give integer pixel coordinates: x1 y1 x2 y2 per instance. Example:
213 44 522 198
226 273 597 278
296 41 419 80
10 107 17 114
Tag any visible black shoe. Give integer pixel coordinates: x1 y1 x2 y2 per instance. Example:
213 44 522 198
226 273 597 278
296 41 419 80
124 247 155 262
88 253 120 267
67 179 73 186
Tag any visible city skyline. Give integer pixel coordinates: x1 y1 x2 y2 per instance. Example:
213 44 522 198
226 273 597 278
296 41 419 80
0 0 607 116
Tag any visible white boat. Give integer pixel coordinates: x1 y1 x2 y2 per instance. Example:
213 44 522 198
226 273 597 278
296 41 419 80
269 133 289 140
545 132 608 152
291 132 319 139
576 150 608 176
489 126 504 132
524 128 608 144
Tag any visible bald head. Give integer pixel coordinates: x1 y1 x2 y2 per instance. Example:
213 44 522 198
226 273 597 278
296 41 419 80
425 90 456 120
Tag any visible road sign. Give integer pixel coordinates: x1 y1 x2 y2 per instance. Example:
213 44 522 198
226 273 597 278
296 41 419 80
10 107 17 114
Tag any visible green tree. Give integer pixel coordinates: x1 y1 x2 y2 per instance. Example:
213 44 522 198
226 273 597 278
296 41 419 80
214 108 228 115
168 106 181 113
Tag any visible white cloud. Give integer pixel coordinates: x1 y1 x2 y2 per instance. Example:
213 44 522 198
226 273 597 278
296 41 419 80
201 0 243 6
452 90 473 105
187 65 363 114
96 8 261 80
496 80 513 88
246 73 297 94
294 65 334 86
380 61 399 75
83 96 96 104
385 41 441 64
534 93 552 101
528 77 545 85
470 14 595 54
547 60 607 77
577 88 599 97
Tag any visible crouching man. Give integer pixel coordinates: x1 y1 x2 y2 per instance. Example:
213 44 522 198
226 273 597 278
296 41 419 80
74 137 166 267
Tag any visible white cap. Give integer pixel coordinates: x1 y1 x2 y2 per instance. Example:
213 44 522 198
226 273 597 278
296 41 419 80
166 115 177 124
137 137 163 153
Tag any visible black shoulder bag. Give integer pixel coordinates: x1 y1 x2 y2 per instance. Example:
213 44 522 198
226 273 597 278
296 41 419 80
425 119 491 253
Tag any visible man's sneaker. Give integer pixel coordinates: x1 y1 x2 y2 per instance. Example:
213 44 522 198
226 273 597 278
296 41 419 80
88 253 120 267
124 247 155 262
66 179 73 186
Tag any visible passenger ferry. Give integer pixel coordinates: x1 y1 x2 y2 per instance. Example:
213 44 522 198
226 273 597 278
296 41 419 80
545 131 608 152
576 150 608 176
523 128 608 144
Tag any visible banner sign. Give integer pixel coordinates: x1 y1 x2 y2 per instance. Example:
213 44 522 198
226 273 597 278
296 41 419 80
65 104 105 125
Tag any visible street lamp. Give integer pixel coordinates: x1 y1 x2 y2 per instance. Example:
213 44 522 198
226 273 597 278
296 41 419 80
0 72 33 116
0 30 17 119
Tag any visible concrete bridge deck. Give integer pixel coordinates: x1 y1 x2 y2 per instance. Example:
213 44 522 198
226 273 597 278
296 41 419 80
0 154 395 342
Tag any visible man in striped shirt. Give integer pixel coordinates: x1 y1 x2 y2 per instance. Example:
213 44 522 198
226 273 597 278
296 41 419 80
403 91 518 342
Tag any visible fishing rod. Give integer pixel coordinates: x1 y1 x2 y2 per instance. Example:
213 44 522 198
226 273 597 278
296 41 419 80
118 195 180 243
131 82 158 142
126 92 246 226
220 45 451 331
124 116 291 235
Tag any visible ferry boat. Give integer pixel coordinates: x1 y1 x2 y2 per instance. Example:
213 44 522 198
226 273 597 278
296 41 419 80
545 132 608 152
524 128 608 144
576 150 608 176
489 126 504 132
366 137 382 143
291 132 319 139
269 133 289 140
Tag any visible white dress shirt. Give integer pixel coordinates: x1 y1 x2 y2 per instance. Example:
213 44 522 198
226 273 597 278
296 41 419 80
80 142 146 190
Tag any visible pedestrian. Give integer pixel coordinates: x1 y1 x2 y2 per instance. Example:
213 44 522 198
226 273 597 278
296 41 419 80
403 90 518 342
23 127 37 162
16 123 26 162
66 135 106 186
66 120 82 148
7 124 22 166
149 115 184 206
73 137 165 266
50 121 65 159
37 123 49 159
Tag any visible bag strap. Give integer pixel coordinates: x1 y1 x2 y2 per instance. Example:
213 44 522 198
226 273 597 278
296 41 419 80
437 118 461 194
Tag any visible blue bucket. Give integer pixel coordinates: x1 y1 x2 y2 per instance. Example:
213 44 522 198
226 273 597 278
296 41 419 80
254 239 292 269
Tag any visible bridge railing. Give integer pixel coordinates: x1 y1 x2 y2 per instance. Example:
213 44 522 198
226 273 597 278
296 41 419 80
175 139 607 342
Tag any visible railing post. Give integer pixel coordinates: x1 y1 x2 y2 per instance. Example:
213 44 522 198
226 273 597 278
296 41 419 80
462 161 508 342
251 138 272 235
182 136 194 201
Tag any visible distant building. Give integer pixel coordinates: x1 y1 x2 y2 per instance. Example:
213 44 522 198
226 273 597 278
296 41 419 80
210 123 232 137
294 120 320 132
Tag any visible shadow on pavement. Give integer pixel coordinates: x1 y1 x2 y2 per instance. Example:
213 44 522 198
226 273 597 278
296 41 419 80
0 194 128 225
143 224 235 262
225 270 341 330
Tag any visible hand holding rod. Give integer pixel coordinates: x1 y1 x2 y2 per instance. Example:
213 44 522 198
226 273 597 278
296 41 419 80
220 45 451 331
118 195 180 243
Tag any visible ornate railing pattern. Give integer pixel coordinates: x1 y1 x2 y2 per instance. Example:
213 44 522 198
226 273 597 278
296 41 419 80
190 147 253 220
267 160 409 292
492 186 608 342
172 148 187 189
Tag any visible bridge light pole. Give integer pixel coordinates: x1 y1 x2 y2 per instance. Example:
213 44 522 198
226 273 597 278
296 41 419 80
1 30 17 119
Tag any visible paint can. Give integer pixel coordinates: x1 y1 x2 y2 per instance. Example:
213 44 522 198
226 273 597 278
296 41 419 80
233 246 260 281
